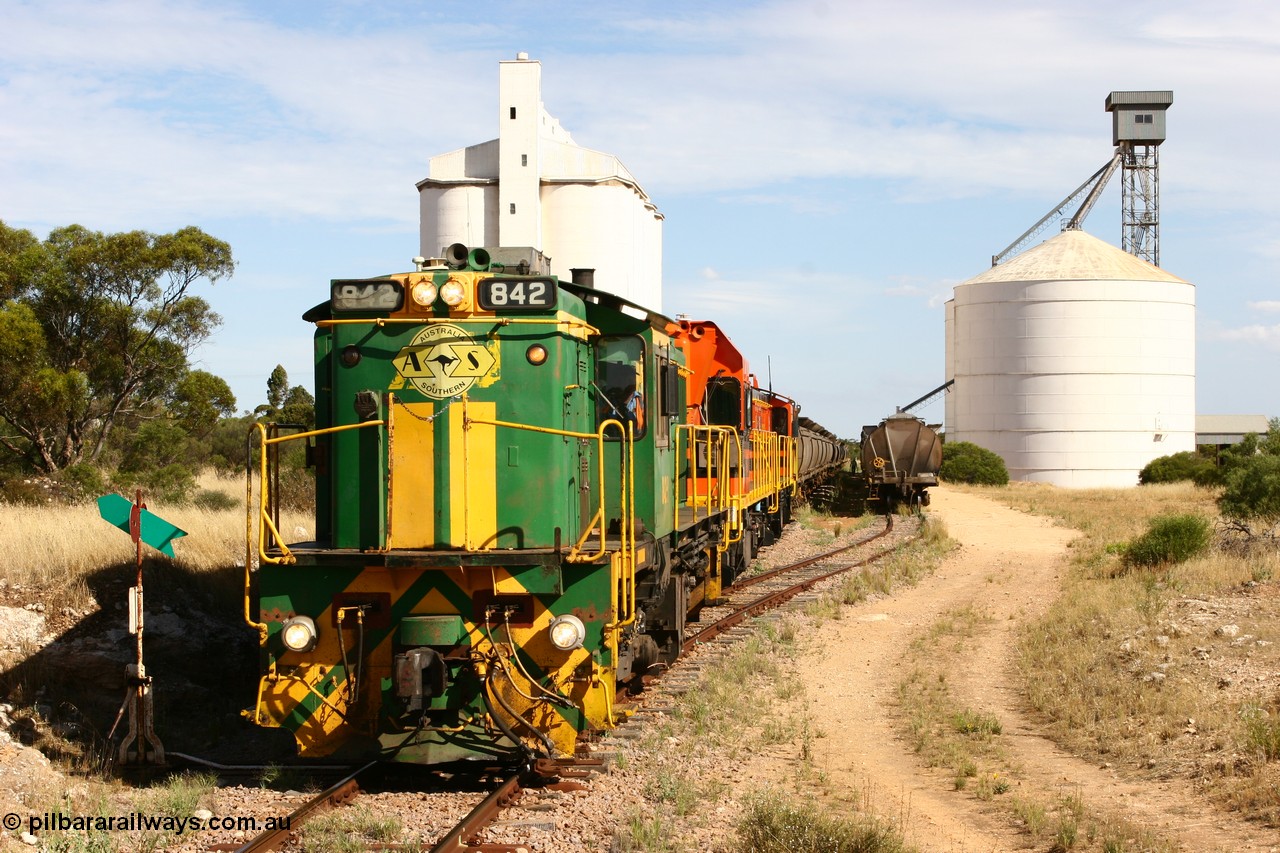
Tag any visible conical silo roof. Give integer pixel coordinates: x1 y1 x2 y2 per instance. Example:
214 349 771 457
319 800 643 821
964 230 1187 285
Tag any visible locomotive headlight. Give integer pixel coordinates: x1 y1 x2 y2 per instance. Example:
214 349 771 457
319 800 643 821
280 616 318 653
548 614 586 651
410 281 438 307
439 279 468 307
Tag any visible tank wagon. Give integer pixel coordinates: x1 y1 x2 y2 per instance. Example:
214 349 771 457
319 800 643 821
860 411 941 509
243 245 844 765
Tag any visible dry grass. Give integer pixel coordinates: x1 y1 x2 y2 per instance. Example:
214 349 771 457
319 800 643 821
957 481 1280 826
0 471 312 608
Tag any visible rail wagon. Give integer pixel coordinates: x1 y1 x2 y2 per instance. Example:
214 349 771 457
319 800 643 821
860 411 941 509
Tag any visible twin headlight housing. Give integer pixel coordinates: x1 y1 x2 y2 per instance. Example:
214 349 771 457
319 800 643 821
406 278 467 308
333 277 469 312
281 612 584 654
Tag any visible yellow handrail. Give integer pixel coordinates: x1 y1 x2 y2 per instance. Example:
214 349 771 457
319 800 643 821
246 420 386 568
674 424 744 553
461 409 633 566
314 315 600 337
463 407 637 630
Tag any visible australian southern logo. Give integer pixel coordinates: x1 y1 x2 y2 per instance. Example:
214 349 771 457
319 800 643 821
393 324 497 399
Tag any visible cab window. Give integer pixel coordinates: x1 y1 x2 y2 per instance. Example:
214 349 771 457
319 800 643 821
594 336 646 439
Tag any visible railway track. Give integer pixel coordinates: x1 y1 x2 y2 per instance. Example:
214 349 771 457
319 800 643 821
684 513 902 649
223 757 604 853
225 516 920 853
220 761 374 853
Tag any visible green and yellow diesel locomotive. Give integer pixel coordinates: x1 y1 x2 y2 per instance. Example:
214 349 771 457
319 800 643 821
242 245 843 764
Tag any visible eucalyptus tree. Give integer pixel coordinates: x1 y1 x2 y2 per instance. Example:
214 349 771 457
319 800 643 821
0 220 235 473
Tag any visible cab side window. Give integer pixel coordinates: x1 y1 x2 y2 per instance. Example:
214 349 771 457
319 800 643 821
595 336 646 439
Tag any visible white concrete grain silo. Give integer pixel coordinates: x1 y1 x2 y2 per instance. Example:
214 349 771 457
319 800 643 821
418 53 664 310
944 230 1195 487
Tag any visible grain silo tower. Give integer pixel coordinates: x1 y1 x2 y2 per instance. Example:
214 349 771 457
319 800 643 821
418 53 665 309
944 230 1195 487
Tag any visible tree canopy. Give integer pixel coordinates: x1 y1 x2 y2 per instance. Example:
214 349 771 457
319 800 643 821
0 221 236 473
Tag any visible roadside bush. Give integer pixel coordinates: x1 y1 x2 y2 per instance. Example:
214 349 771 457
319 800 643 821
940 442 1009 486
193 488 239 511
1218 453 1280 537
111 463 197 505
0 476 53 505
1123 513 1211 568
57 463 106 502
1139 451 1217 486
275 467 316 513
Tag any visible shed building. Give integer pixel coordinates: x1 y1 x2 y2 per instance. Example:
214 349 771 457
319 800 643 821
1196 414 1272 449
418 54 664 310
944 229 1196 487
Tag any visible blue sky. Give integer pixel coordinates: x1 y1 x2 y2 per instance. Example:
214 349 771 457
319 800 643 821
3 0 1278 438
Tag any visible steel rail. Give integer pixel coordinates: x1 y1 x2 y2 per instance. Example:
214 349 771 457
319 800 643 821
223 760 376 853
682 515 907 653
428 772 526 853
730 514 894 591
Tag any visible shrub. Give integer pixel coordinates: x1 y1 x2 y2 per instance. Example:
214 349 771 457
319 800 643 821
193 488 239 511
1123 513 1211 568
111 462 197 505
737 794 909 853
57 463 106 502
1138 451 1217 485
0 477 53 505
940 442 1009 486
1218 453 1280 535
275 467 316 513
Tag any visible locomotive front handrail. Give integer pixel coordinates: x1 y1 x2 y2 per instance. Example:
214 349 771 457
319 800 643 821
247 420 387 566
313 315 600 339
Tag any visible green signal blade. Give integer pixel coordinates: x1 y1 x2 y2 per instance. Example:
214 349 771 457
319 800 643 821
96 493 188 558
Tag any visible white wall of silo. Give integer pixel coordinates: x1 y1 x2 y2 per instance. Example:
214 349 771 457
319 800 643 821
417 54 663 310
541 182 663 310
944 299 955 437
420 184 499 255
947 231 1195 487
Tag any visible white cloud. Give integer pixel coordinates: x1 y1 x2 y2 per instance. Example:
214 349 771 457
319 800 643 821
883 275 956 309
1209 323 1280 350
1249 300 1280 313
7 0 1280 232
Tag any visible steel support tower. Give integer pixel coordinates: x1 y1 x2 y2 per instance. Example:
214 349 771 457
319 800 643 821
1106 91 1172 266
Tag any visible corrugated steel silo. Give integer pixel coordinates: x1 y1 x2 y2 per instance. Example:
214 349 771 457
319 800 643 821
945 230 1195 487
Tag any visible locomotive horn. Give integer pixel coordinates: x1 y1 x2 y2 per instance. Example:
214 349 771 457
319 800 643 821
445 243 469 269
467 247 491 271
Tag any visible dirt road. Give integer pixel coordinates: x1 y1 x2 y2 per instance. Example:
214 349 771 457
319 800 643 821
796 485 1276 853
